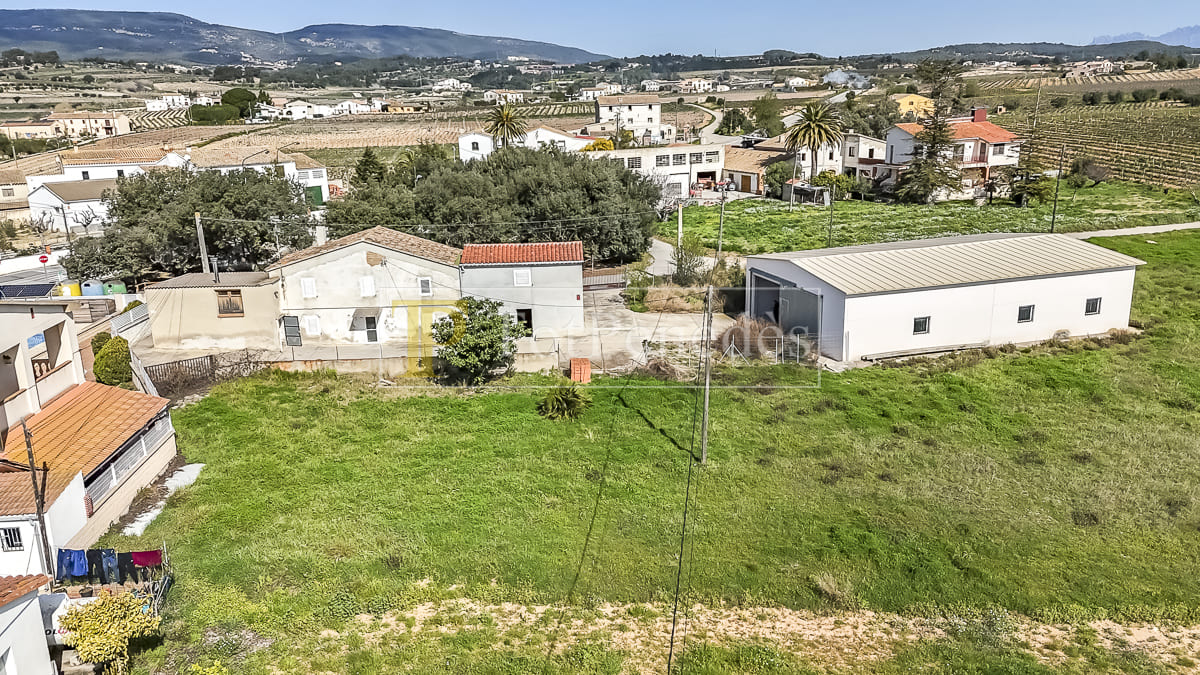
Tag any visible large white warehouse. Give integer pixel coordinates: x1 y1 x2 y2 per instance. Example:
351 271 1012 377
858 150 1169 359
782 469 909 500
745 233 1145 363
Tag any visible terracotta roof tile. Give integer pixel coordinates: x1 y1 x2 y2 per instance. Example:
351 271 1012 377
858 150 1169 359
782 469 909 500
723 147 790 174
895 120 1018 144
59 149 172 166
0 382 169 516
0 575 48 608
461 241 584 265
269 226 461 269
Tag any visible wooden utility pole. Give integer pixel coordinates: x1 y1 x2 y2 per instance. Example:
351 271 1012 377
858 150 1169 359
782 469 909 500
21 420 53 576
699 284 713 465
195 212 211 273
1050 144 1065 233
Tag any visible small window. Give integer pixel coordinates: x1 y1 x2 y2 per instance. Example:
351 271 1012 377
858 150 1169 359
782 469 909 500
868 148 875 159
471 141 479 151
689 152 703 163
116 169 125 177
848 146 856 157
913 316 930 335
312 169 324 179
516 308 533 331
672 153 686 166
0 188 12 198
828 150 835 160
513 268 532 287
418 277 433 297
992 143 1005 156
656 154 670 167
627 157 642 169
282 315 302 346
1017 305 1035 323
1085 297 1102 315
359 276 376 298
81 171 90 180
0 527 21 552
705 151 719 163
216 290 244 317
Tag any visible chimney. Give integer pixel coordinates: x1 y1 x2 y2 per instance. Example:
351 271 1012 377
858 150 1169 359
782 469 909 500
972 107 987 123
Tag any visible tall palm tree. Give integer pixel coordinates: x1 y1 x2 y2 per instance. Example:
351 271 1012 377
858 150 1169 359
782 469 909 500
483 103 528 149
783 102 845 204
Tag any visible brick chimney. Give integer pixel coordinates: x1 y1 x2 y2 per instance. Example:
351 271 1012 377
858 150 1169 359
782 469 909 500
972 107 987 123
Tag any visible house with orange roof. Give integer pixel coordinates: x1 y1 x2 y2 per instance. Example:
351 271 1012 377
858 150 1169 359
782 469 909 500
0 302 176 577
460 242 586 338
880 107 1022 200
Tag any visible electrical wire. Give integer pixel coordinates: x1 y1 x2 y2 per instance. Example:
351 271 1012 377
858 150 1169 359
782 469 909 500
199 209 662 231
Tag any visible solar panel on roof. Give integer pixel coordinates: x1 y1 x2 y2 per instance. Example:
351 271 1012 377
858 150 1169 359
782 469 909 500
0 284 55 298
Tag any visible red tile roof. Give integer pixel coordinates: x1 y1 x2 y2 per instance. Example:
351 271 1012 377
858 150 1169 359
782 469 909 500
0 382 169 516
0 575 48 607
895 120 1018 144
461 241 584 265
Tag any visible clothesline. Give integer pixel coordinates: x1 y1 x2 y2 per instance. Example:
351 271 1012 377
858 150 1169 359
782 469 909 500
55 547 164 585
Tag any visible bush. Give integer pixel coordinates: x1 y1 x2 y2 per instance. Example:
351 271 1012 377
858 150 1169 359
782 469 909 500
90 331 112 355
118 299 143 314
537 384 592 420
93 335 132 386
60 591 160 673
1050 96 1069 108
1106 90 1125 104
188 103 240 124
1081 91 1103 105
1131 88 1157 103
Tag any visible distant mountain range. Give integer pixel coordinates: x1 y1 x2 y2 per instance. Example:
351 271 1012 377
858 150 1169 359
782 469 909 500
0 9 608 64
1092 26 1200 48
854 40 1196 64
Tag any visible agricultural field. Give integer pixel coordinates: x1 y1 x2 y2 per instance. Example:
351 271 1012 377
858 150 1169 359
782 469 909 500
996 105 1200 188
975 68 1200 92
110 232 1200 674
672 181 1199 254
126 108 190 131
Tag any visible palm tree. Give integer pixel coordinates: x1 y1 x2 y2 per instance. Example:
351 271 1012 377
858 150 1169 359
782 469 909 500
483 103 528 149
783 102 845 207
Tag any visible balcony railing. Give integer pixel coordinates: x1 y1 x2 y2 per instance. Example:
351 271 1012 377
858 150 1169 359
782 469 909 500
84 415 174 508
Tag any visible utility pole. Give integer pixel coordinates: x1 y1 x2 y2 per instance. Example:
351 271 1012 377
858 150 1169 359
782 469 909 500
676 202 683 251
21 420 53 577
827 186 835 247
699 284 713 465
195 212 211 274
1050 144 1065 234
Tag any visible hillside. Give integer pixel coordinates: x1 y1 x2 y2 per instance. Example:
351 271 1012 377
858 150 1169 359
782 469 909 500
1093 25 1200 48
854 40 1197 63
0 9 607 64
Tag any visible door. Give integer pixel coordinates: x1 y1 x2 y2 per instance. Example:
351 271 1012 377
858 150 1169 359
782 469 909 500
740 175 751 193
364 316 378 343
516 309 533 332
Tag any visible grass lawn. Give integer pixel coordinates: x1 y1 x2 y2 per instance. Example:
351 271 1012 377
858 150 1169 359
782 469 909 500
669 181 1200 254
113 233 1200 673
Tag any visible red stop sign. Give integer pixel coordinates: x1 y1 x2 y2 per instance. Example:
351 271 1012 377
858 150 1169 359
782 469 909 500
39 255 49 264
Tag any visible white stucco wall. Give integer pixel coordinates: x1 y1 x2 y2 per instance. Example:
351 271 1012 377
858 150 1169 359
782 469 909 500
27 191 109 233
591 144 725 200
746 259 847 361
0 589 54 675
0 518 42 577
272 242 461 346
460 263 585 339
841 268 1138 361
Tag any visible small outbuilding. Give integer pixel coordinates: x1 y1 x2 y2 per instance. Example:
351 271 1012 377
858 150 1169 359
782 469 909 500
745 233 1144 362
459 241 586 339
145 272 281 350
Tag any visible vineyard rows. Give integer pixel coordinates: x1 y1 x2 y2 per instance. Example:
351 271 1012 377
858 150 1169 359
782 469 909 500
978 68 1200 91
998 106 1200 187
126 108 190 131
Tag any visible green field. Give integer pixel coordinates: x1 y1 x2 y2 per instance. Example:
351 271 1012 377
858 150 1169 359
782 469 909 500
671 181 1199 254
111 233 1200 673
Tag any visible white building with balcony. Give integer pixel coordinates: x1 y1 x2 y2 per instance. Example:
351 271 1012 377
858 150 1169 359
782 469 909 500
582 95 675 145
879 108 1021 200
588 143 725 201
0 302 176 578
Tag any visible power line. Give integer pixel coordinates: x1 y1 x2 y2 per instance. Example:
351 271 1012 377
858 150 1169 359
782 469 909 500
198 209 663 231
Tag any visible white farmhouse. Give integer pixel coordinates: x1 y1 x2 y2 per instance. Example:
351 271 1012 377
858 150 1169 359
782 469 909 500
578 87 606 101
334 99 373 115
753 134 843 181
483 90 525 104
458 126 592 162
432 78 472 92
589 143 725 201
27 178 116 233
840 132 887 180
582 95 675 145
745 233 1144 363
266 227 463 348
641 80 662 92
460 241 586 340
680 78 714 93
880 108 1021 199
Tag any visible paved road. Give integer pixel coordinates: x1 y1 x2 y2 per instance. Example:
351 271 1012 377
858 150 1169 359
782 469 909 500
0 264 66 287
1067 222 1200 239
688 104 740 145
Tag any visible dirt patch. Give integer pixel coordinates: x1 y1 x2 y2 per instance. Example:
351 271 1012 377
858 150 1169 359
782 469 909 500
309 599 1200 674
109 452 187 533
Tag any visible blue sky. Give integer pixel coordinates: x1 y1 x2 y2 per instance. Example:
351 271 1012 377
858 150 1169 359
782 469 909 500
20 1 1195 57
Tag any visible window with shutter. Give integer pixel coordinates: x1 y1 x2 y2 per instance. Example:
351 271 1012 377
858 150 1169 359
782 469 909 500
418 277 433 296
301 315 320 336
282 316 302 346
300 278 317 298
360 276 376 297
513 268 533 287
215 290 244 317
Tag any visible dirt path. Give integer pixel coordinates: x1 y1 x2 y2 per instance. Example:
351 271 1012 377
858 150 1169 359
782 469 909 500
1068 221 1200 239
310 599 1200 673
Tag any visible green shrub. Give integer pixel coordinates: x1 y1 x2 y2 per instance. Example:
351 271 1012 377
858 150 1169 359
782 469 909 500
90 331 112 355
537 384 592 420
93 336 132 386
119 300 143 314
